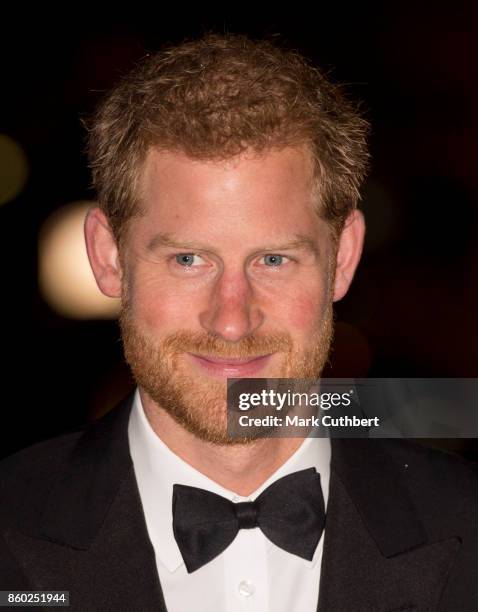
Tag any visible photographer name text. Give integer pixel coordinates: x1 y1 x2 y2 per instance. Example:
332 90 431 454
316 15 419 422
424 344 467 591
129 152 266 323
238 414 380 428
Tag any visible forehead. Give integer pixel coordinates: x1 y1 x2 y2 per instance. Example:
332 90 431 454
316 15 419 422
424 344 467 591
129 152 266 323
134 145 323 245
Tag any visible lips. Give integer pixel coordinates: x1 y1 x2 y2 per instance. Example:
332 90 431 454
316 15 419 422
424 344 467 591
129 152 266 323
187 353 272 378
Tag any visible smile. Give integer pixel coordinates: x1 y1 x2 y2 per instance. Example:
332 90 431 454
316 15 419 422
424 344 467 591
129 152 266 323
186 353 273 378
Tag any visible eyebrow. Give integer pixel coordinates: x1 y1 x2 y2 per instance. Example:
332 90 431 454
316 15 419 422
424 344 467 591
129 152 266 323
146 232 320 256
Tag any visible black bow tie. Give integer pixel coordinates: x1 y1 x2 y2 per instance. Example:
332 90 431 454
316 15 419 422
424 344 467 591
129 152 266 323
172 468 325 573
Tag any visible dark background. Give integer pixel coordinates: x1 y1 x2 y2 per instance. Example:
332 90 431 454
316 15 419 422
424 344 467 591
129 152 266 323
1 6 477 459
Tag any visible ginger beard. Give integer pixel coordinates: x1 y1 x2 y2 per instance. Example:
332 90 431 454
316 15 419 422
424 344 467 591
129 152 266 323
119 293 334 445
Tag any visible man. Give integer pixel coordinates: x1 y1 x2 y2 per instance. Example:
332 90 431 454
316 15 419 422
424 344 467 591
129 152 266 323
1 33 478 611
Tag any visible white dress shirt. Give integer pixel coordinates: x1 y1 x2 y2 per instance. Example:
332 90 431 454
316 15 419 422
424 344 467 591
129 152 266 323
128 388 331 612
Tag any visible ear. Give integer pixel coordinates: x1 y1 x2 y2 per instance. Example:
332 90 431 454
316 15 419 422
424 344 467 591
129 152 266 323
84 207 123 298
333 209 365 302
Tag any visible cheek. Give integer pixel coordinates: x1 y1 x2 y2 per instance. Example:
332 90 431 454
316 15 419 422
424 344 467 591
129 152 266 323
274 290 329 334
268 259 333 334
126 274 203 332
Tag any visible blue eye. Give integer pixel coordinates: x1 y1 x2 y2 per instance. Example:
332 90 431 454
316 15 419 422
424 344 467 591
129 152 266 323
263 254 284 266
176 253 203 266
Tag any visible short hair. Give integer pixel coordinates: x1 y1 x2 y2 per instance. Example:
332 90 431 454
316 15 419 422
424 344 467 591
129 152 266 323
86 33 370 245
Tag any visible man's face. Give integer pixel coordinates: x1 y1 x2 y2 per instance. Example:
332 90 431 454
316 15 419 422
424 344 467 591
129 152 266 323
118 145 336 443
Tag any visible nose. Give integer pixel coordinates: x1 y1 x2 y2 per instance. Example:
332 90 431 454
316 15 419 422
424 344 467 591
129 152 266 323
199 271 264 342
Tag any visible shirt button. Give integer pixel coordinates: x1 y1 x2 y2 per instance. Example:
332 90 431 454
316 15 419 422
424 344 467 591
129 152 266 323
238 580 255 598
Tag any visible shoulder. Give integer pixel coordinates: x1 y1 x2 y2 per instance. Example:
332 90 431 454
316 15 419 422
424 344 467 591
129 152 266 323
383 439 478 529
379 439 478 569
0 427 85 481
0 429 85 529
0 393 135 533
384 438 478 510
380 438 478 488
332 437 478 521
334 437 478 481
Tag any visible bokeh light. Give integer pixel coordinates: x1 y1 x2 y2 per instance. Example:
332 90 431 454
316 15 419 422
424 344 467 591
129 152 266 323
0 134 29 206
38 201 120 319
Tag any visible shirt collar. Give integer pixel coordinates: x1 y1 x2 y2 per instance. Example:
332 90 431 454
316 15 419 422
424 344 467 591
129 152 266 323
128 387 331 573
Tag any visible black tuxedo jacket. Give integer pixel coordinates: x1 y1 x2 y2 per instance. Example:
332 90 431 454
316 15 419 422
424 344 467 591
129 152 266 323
1 394 478 611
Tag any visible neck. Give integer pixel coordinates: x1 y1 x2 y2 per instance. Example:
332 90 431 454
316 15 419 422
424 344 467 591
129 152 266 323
140 389 304 497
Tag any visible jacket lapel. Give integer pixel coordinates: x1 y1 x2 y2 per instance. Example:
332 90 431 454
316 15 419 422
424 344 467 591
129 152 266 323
4 395 167 611
318 439 460 611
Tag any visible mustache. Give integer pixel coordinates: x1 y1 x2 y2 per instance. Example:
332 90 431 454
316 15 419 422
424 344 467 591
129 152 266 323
159 331 292 358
